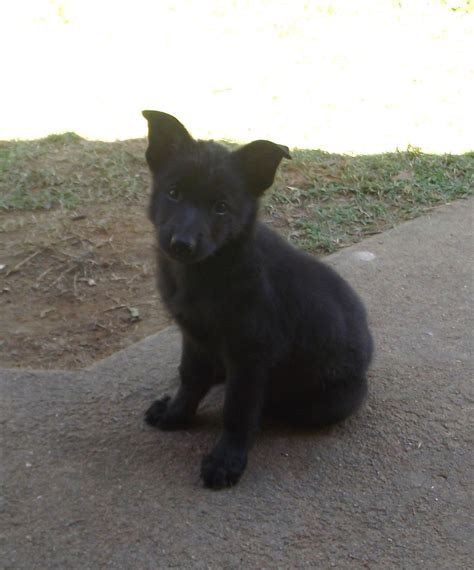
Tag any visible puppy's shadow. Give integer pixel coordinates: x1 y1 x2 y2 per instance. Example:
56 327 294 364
150 380 364 445
190 383 346 442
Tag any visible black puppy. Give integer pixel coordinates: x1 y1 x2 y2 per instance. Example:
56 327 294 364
142 111 373 489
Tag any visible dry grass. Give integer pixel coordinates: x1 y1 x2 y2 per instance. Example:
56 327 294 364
2 135 472 252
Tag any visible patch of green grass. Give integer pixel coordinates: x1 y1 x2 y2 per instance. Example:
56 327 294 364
268 147 473 253
0 134 148 211
0 135 472 254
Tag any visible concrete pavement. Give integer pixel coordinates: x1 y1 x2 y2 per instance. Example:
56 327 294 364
1 199 472 568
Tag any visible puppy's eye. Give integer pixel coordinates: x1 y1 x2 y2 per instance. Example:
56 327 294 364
167 188 180 201
213 201 228 215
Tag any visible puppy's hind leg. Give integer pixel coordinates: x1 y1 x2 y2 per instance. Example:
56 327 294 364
145 337 217 430
270 375 368 428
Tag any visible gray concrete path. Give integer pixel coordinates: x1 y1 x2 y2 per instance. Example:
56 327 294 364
1 200 473 569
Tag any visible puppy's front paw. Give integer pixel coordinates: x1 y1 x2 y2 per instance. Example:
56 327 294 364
144 396 187 430
201 448 247 489
144 396 171 427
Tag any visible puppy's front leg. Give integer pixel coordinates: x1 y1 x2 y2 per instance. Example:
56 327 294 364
145 337 215 430
201 361 266 489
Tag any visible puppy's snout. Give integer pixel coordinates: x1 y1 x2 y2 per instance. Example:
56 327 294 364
170 235 196 258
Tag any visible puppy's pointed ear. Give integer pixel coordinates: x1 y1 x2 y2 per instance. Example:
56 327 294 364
142 110 193 171
232 140 291 196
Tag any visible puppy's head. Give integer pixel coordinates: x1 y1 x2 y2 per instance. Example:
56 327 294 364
142 110 290 264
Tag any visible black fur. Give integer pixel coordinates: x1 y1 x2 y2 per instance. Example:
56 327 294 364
142 111 373 489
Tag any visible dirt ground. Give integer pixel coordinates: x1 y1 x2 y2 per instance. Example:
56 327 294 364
0 202 173 369
0 140 312 371
0 160 299 371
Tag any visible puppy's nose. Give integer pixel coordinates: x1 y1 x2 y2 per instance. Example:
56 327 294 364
170 235 196 258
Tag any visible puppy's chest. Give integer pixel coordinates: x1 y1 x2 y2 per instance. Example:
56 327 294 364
159 270 231 338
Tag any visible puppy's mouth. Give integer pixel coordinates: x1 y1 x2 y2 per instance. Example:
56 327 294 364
165 249 199 264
